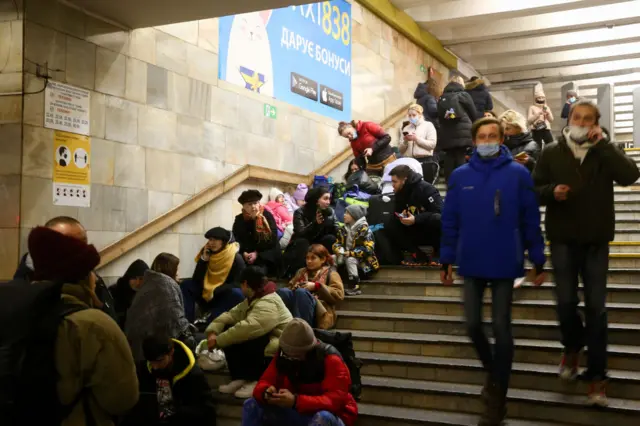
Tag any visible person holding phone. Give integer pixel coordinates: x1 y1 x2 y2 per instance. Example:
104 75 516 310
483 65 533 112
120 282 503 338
527 83 554 148
399 104 439 184
533 99 640 407
499 110 539 173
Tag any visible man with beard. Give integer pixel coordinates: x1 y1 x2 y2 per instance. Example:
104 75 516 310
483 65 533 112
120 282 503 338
123 335 215 426
499 110 539 173
534 99 640 407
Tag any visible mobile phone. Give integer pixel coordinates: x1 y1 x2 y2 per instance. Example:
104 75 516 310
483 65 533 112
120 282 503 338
515 152 527 159
395 212 406 219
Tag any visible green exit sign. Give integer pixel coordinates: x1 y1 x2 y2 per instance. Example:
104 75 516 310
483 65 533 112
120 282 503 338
264 104 277 119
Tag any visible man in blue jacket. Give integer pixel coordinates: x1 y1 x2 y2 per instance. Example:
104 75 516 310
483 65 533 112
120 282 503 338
440 117 546 426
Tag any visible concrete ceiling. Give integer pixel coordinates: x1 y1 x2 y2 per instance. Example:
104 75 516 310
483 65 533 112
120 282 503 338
392 0 640 137
63 0 311 29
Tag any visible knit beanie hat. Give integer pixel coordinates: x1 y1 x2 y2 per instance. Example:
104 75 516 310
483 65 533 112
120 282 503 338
293 184 308 202
269 187 284 202
499 110 528 134
279 319 317 358
346 204 367 221
28 226 100 283
534 83 546 99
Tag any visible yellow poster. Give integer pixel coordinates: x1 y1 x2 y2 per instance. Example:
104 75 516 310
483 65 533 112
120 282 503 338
52 130 91 207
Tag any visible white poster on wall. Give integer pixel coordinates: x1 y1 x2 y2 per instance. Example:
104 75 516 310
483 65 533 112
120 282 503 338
44 81 91 136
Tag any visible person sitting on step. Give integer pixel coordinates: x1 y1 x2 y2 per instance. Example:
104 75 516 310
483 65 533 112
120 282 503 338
242 319 358 426
206 266 292 399
122 334 215 426
181 227 246 327
111 259 149 329
333 205 379 296
278 244 345 330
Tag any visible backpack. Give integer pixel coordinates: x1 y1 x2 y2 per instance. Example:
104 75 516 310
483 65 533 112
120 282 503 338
438 93 464 121
0 280 90 426
313 329 363 400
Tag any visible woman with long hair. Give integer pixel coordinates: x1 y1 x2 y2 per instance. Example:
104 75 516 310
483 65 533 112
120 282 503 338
278 244 345 330
414 77 440 125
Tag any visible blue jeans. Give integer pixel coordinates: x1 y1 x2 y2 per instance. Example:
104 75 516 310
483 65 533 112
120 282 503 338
181 278 245 324
550 242 609 381
242 398 345 426
463 277 514 394
276 288 317 327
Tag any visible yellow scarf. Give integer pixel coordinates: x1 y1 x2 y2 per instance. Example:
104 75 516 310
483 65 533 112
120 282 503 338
194 242 239 302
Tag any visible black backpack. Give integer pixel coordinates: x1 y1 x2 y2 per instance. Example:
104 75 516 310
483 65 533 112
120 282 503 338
0 280 89 426
438 92 464 121
313 329 363 400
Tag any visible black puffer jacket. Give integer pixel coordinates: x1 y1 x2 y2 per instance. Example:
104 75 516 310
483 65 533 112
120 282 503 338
393 170 443 227
504 132 539 173
437 82 477 150
292 205 339 243
465 79 493 115
232 209 281 276
413 82 439 125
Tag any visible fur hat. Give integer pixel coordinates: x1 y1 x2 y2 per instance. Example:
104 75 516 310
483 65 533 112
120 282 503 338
499 110 528 133
534 83 546 99
204 227 231 243
293 184 308 202
238 189 262 204
346 205 367 221
279 319 317 358
28 226 100 283
269 187 284 202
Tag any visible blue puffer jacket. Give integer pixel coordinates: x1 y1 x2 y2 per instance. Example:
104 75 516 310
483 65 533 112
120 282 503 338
440 145 545 279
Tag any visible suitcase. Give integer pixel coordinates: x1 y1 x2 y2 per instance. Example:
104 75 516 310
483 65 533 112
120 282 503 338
367 194 395 226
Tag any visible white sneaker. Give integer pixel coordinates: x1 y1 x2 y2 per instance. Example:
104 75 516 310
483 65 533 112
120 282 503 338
513 277 526 289
234 381 258 399
218 380 246 394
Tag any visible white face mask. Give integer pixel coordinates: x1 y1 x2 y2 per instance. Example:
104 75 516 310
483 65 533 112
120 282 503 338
569 125 590 144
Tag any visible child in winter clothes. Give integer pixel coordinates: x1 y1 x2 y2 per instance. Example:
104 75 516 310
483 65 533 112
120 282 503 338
283 184 308 214
333 205 379 296
265 188 295 248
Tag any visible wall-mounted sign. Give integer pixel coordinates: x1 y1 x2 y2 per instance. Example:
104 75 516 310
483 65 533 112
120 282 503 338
219 1 352 121
53 130 91 207
44 81 90 136
264 103 278 119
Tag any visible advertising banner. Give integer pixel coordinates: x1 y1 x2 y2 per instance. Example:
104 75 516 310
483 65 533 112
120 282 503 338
219 0 352 121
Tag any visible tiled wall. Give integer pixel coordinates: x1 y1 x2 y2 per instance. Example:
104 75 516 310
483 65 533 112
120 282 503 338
0 0 448 280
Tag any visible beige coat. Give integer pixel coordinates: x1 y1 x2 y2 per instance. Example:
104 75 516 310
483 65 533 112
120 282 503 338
527 104 554 131
56 284 139 426
399 119 437 158
205 292 292 357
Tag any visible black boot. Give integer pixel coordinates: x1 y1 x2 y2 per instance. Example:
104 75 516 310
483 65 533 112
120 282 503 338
478 381 506 426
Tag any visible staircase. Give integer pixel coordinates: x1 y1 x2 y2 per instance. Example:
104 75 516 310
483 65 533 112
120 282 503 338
207 150 640 425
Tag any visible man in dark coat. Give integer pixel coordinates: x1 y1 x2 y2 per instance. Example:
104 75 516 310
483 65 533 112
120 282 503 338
232 190 281 277
465 76 493 116
533 100 640 407
123 335 215 426
383 165 443 265
438 76 478 184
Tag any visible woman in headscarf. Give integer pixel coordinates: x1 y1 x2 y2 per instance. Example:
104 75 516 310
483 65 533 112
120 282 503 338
232 190 281 277
278 244 345 330
111 259 149 329
180 227 246 326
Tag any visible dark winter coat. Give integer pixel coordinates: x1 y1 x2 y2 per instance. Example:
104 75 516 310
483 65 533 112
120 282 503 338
393 170 443 227
292 205 339 243
123 339 215 426
441 145 546 279
504 132 539 173
533 129 640 243
465 79 493 115
112 259 149 329
437 82 477 150
413 82 439 125
232 209 281 276
125 270 191 362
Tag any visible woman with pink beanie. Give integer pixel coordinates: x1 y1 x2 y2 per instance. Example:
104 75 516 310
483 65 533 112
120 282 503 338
283 184 308 214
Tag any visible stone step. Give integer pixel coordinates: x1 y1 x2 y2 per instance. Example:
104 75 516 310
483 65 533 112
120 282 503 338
358 351 640 400
340 294 639 324
356 280 640 303
375 266 640 284
437 187 640 200
360 375 640 426
346 329 640 371
336 310 640 345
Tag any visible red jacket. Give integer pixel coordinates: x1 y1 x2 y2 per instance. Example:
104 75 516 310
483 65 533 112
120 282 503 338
253 348 358 426
350 121 386 158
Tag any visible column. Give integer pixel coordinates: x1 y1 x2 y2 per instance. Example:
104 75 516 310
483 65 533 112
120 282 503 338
634 87 640 148
596 83 614 137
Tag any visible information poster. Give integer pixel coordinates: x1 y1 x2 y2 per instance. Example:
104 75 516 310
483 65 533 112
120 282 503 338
53 130 91 207
219 0 352 121
45 81 91 136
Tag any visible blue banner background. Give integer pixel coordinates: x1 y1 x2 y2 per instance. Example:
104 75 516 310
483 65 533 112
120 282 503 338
219 1 352 121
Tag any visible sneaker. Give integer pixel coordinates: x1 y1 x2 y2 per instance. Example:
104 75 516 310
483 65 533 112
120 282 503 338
218 379 246 394
234 381 258 399
559 351 580 381
588 381 608 407
513 277 526 289
345 286 362 296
